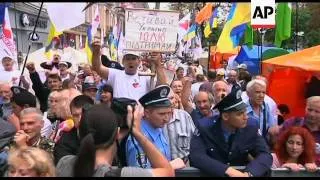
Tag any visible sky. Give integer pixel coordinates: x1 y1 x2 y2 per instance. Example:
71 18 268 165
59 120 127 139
148 2 170 10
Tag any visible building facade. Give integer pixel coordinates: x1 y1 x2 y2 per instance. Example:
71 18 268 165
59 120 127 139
8 2 149 55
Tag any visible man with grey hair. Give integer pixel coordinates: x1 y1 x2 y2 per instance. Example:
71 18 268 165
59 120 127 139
12 107 55 155
242 75 278 128
226 70 240 90
0 83 13 122
212 80 230 106
244 79 277 141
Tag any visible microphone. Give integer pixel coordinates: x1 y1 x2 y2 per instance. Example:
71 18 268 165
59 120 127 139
58 119 74 132
53 119 74 142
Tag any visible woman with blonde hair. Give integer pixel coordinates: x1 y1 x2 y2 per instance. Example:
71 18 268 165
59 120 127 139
48 89 81 142
7 147 55 177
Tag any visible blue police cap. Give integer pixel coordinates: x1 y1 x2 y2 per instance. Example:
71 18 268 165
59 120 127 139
213 87 247 113
139 85 171 108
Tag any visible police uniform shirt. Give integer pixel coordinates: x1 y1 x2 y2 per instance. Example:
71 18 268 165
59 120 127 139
126 119 171 168
189 88 273 177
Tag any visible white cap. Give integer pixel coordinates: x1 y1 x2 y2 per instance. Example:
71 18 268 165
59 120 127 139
58 61 68 66
122 51 141 58
237 63 247 69
84 76 95 84
217 69 225 76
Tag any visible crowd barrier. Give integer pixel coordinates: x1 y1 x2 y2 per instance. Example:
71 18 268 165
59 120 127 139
175 167 320 177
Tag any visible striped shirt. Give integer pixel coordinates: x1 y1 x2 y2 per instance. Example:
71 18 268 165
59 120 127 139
163 109 195 160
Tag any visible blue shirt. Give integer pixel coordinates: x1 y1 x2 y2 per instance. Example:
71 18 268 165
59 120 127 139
221 122 235 143
190 108 219 127
126 119 171 168
244 100 276 136
197 114 218 128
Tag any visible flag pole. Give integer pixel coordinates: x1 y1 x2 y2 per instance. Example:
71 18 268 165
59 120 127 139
259 28 263 75
19 2 44 86
295 3 298 51
13 3 20 70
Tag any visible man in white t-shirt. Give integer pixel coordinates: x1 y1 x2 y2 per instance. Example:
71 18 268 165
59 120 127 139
91 41 168 101
0 56 30 89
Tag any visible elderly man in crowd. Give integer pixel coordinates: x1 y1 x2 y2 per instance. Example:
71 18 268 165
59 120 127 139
0 83 12 122
181 77 215 125
12 108 55 155
244 79 277 142
164 89 195 164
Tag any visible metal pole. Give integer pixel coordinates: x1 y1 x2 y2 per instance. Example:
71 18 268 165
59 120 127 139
207 45 210 72
295 3 298 51
13 3 20 70
19 2 44 86
260 29 263 74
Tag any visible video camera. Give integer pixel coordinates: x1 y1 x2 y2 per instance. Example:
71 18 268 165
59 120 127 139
111 98 137 128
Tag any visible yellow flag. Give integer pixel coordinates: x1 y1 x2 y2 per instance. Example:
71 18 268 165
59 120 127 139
44 22 62 60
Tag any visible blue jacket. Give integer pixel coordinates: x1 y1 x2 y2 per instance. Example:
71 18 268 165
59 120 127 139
189 118 272 177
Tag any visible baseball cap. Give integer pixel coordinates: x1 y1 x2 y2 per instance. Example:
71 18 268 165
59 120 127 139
237 63 247 70
58 61 72 69
82 76 97 91
122 51 141 58
217 69 225 76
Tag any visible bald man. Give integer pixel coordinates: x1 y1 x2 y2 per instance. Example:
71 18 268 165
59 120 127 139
0 83 13 121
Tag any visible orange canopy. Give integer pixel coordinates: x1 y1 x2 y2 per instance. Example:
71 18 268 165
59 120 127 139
262 45 320 118
210 46 240 69
263 45 320 71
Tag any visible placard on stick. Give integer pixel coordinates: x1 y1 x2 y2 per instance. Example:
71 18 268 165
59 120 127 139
124 8 179 52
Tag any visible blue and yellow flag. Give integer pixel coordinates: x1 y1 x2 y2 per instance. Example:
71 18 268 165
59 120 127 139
183 24 197 42
110 37 119 61
84 25 93 64
204 8 218 38
216 3 250 53
45 22 62 60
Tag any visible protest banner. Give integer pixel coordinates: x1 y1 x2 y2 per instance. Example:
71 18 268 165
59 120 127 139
124 8 179 52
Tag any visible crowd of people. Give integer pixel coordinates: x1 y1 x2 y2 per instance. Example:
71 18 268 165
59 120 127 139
0 40 319 177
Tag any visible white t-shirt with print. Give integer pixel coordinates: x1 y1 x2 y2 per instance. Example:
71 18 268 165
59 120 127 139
107 68 151 101
0 70 21 86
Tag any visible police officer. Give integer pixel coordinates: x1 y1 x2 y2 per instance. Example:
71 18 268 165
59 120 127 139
189 87 272 177
126 85 185 169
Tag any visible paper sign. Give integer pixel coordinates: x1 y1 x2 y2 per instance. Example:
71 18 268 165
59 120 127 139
125 8 180 52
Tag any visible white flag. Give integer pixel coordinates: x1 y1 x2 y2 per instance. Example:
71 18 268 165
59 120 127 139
91 5 100 37
0 6 17 69
46 3 86 32
178 13 191 42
